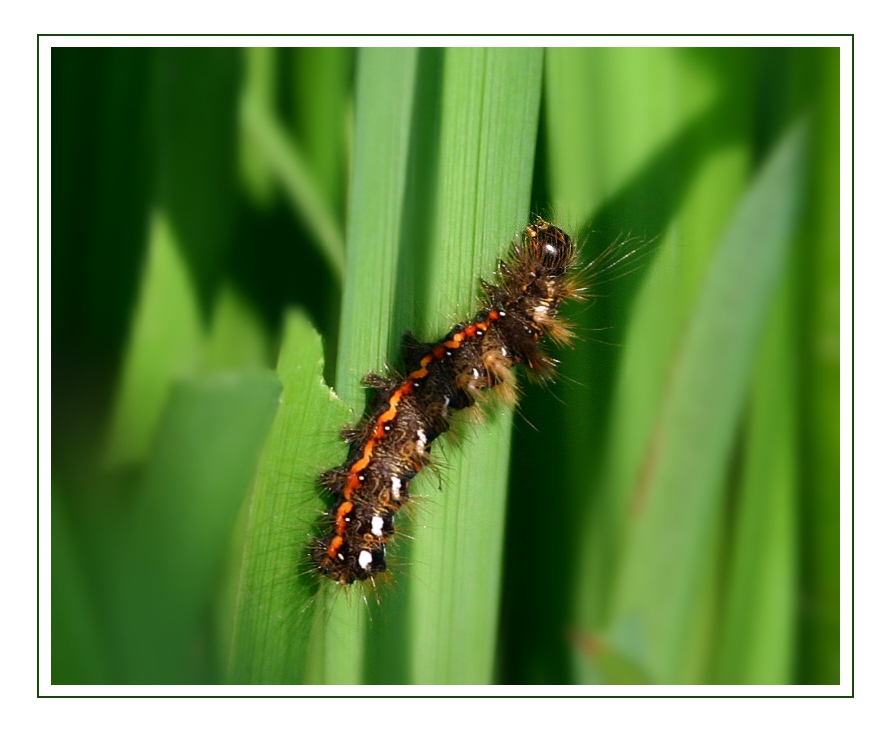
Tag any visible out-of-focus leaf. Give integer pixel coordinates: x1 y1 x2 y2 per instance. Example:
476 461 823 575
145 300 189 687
543 47 716 227
715 273 798 683
797 48 841 685
570 630 655 685
104 370 280 683
291 47 353 216
151 47 240 312
103 210 203 469
239 47 279 208
51 484 111 684
240 97 345 283
203 283 272 373
605 118 808 683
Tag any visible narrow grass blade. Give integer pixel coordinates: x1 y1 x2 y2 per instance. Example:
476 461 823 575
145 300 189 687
335 47 419 406
222 311 352 683
408 47 544 685
605 118 808 683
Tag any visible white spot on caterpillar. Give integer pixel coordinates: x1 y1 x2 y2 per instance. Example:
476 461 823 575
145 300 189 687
358 550 373 570
371 515 384 537
391 477 402 500
416 429 427 449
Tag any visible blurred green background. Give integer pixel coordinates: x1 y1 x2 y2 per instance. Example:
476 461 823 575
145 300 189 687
51 46 840 685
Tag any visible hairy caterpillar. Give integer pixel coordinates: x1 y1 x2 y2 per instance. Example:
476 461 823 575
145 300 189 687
311 218 584 585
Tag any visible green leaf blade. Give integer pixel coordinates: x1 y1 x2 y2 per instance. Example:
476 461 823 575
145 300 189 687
409 47 544 685
223 311 351 684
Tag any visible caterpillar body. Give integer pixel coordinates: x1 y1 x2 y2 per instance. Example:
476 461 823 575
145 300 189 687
311 218 583 585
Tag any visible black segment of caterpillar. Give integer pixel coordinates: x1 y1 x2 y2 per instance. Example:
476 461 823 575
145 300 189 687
311 218 583 585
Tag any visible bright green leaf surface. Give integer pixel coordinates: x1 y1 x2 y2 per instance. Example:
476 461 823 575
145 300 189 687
408 47 544 685
336 47 419 406
223 311 351 683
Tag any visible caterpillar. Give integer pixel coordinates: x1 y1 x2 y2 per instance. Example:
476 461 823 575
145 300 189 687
311 218 584 585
